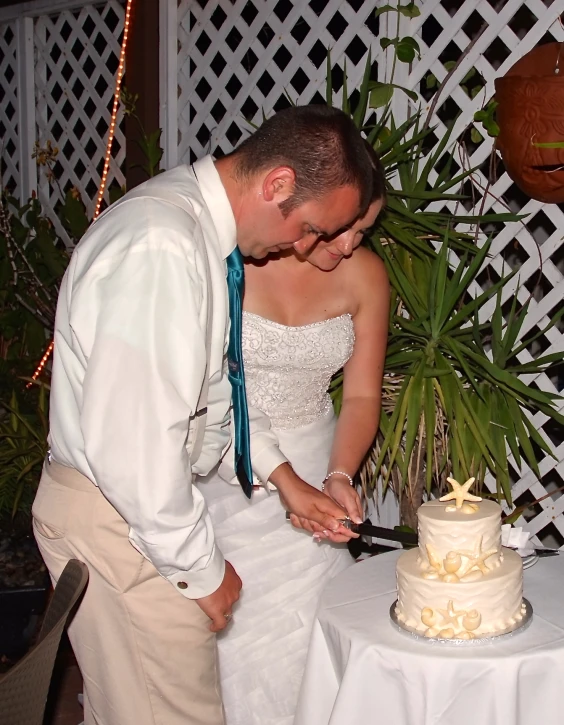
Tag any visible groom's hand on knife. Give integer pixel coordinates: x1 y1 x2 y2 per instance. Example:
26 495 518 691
269 463 359 543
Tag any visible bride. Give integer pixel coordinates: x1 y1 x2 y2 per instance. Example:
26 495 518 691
198 150 389 725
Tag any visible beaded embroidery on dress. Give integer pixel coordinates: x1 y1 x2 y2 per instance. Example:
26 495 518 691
242 311 355 429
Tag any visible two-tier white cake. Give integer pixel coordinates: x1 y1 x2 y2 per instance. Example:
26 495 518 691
395 478 525 639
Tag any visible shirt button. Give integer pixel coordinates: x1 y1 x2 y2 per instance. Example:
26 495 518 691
177 581 188 590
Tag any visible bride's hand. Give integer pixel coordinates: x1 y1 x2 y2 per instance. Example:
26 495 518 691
270 463 357 542
323 475 363 525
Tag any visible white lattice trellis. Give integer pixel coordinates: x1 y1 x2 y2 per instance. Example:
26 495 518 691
168 0 380 165
167 0 564 543
0 0 126 231
34 0 126 222
0 21 20 198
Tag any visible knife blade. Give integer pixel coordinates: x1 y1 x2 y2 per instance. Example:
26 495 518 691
347 525 561 554
349 521 419 545
533 548 561 557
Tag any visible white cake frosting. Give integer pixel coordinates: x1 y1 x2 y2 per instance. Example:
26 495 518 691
418 499 503 571
395 498 524 639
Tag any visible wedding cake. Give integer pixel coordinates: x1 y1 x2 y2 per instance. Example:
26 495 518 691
395 477 525 639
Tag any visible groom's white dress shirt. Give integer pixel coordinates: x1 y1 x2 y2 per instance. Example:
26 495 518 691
48 156 288 599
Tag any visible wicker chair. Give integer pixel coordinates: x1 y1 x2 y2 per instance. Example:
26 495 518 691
0 559 89 725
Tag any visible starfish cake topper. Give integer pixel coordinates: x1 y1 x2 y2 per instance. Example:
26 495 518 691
439 476 482 510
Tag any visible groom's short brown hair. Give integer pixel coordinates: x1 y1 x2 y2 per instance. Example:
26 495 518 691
230 105 373 217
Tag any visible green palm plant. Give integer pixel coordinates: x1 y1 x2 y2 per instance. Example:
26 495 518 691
366 238 564 527
0 384 49 523
328 54 564 527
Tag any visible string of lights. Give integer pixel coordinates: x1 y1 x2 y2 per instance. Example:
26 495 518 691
93 0 133 222
27 0 134 389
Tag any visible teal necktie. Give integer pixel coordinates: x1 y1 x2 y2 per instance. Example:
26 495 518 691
226 248 253 498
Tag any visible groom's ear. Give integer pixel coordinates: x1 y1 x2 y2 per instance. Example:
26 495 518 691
262 166 296 204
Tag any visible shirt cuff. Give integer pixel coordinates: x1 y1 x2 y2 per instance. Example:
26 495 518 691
166 545 226 599
252 446 288 486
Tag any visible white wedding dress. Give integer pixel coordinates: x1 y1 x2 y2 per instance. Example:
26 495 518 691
198 311 356 725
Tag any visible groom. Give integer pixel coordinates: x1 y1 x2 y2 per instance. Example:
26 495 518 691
32 105 373 725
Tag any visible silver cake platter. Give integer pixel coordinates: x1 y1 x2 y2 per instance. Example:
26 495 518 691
389 598 533 646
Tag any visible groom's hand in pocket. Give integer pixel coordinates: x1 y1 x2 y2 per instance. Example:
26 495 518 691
270 463 358 543
196 561 242 632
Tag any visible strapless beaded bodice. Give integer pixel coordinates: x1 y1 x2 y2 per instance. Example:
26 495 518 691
242 311 355 430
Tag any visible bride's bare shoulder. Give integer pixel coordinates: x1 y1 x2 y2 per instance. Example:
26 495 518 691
344 246 388 286
339 247 389 318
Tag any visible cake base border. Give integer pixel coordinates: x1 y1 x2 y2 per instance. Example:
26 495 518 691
389 598 533 646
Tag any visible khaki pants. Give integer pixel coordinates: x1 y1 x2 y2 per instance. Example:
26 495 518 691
32 459 224 725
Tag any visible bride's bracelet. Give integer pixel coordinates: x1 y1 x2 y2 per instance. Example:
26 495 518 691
322 470 354 491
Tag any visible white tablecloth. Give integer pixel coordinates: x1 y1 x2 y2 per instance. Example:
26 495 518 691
294 550 564 725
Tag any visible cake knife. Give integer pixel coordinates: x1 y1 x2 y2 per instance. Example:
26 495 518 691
284 512 561 553
284 512 418 546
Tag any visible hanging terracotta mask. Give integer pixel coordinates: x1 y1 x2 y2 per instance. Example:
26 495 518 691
495 42 564 203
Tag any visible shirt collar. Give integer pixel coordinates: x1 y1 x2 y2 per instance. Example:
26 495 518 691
192 155 237 261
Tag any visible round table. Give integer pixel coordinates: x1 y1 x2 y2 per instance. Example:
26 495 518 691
294 550 564 725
